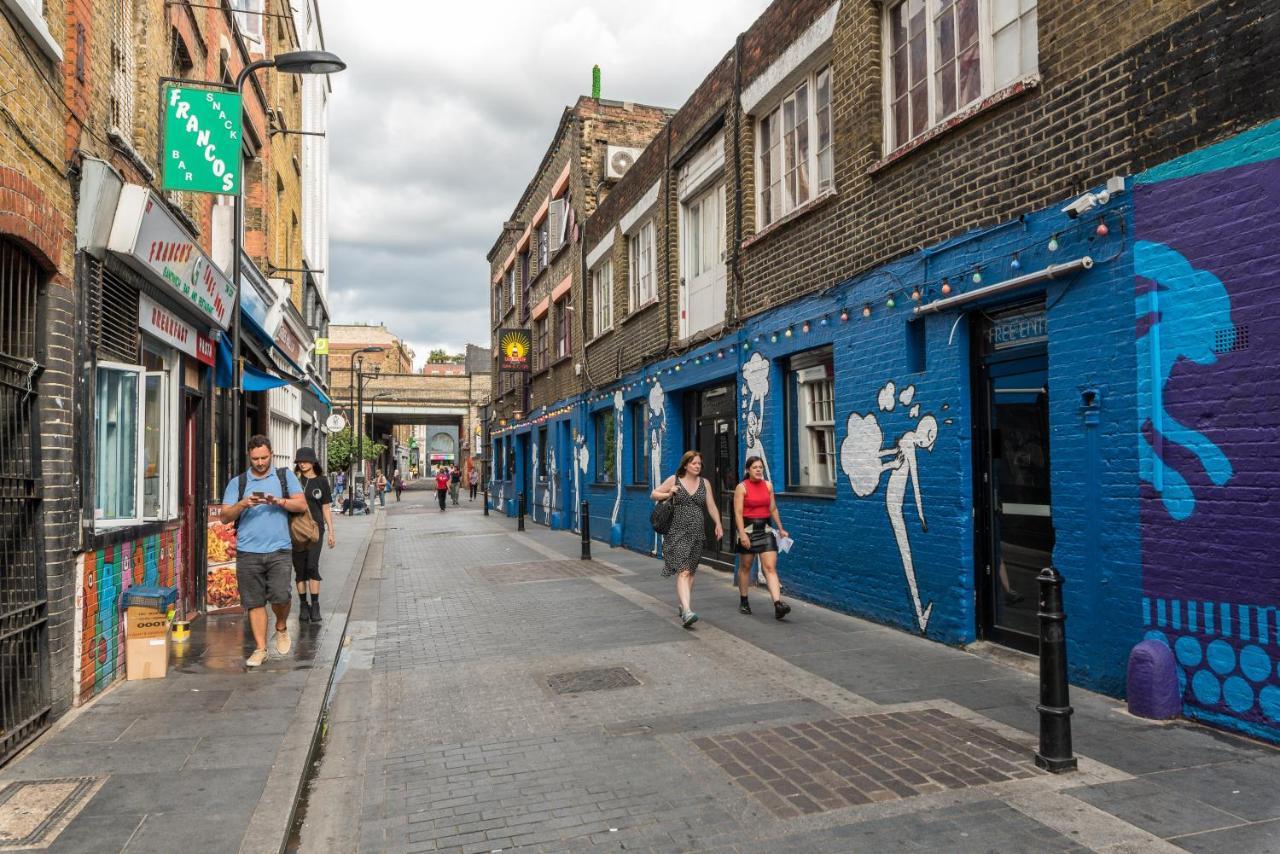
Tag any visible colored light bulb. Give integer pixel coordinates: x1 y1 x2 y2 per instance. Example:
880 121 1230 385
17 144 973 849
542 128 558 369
886 295 896 309
862 304 872 318
911 287 921 301
784 328 793 338
1011 255 1021 271
802 322 810 333
770 334 778 343
840 310 849 322
941 279 952 295
1096 223 1109 237
1048 236 1059 252
972 271 982 284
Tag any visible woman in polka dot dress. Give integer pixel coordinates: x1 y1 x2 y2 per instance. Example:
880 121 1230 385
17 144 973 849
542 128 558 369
651 450 723 628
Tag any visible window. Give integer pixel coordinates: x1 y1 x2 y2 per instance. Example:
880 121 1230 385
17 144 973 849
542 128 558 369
534 316 548 372
110 0 136 138
757 66 833 229
628 220 656 310
537 427 548 479
594 409 615 482
591 258 612 337
140 347 174 519
885 0 1038 150
95 363 142 523
630 403 649 485
517 252 528 310
537 218 549 270
556 298 572 359
785 347 836 492
494 278 504 318
231 0 262 42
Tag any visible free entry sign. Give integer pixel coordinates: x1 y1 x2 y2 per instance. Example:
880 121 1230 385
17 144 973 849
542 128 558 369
162 86 242 194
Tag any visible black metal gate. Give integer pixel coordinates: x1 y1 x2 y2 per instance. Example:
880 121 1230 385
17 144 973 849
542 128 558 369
0 236 49 765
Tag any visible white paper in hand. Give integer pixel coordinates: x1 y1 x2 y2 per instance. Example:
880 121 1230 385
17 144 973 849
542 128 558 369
777 535 794 554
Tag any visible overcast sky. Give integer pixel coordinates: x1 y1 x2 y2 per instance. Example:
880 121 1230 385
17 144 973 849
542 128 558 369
322 0 771 369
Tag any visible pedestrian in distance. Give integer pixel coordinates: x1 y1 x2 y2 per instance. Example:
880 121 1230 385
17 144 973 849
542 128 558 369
733 456 791 620
468 466 479 501
449 464 461 505
435 466 450 512
293 447 335 624
394 468 404 502
219 435 306 667
651 450 723 628
375 470 387 508
335 469 346 505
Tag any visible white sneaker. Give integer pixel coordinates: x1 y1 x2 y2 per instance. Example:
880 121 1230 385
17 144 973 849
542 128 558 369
274 628 292 656
246 648 268 667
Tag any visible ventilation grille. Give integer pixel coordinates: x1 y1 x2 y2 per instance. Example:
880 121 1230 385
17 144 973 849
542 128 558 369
1213 324 1249 355
88 258 139 363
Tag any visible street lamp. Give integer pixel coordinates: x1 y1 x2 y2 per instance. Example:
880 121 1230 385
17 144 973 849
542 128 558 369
230 50 346 476
368 391 393 476
346 352 382 514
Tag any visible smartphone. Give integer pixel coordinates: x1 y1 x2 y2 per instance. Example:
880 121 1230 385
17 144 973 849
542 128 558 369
252 491 267 500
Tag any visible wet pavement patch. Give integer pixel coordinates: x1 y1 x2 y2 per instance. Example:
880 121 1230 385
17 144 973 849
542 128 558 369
0 777 106 849
469 560 619 584
694 708 1041 818
546 667 641 695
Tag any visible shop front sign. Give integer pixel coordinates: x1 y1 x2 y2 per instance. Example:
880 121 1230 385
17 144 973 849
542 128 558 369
138 294 215 365
162 86 242 194
109 185 237 330
275 320 304 364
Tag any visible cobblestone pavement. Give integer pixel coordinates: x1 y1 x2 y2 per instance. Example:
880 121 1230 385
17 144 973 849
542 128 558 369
300 493 1280 853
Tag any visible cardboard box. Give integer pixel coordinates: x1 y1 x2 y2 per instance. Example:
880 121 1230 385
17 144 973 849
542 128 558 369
125 606 169 680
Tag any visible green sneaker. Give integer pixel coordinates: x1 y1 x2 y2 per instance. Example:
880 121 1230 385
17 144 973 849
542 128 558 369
681 610 699 628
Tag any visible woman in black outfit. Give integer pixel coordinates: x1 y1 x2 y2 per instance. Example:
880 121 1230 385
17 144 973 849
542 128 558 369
651 450 723 628
293 447 335 623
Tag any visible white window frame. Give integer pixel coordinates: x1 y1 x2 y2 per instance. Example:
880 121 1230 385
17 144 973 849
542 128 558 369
882 0 1039 153
2 0 62 60
627 219 656 312
786 349 836 492
591 258 612 337
755 65 834 229
95 361 145 527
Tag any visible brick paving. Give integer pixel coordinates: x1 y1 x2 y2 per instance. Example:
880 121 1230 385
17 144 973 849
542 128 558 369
694 709 1041 818
468 559 619 584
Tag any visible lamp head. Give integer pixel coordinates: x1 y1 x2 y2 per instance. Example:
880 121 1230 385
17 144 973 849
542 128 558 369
272 50 347 75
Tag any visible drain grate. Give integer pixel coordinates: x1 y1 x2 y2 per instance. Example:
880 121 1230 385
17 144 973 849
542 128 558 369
547 666 641 694
0 776 106 850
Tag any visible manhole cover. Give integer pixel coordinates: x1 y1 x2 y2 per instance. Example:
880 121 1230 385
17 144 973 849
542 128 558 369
0 777 106 850
471 560 619 583
694 709 1040 818
547 666 641 694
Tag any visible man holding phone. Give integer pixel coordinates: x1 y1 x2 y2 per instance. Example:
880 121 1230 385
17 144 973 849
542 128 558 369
220 435 306 667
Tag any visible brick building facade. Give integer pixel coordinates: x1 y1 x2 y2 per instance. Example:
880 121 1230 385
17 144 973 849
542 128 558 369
489 0 1280 744
1 0 332 762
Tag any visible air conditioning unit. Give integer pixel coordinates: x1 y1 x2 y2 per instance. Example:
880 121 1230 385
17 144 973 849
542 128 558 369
606 146 643 180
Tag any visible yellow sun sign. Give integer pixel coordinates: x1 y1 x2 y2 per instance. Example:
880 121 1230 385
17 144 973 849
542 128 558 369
498 328 531 372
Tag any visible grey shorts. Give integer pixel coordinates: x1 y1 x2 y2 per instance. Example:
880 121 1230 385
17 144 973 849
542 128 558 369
236 549 293 609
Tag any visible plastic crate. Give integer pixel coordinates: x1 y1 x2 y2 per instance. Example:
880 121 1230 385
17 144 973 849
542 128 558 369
121 584 178 612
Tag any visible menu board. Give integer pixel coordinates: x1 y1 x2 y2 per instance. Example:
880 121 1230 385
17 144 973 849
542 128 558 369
206 505 241 612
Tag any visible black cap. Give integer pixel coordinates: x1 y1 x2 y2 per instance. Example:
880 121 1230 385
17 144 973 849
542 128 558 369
295 446 319 464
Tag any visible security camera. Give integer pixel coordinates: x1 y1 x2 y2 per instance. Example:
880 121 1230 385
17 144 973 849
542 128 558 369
1062 189 1112 219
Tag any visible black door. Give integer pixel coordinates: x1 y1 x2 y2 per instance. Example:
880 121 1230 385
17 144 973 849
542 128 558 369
687 384 737 570
975 306 1053 653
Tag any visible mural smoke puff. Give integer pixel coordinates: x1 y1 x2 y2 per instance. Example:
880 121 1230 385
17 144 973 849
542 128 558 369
613 391 625 525
648 381 666 551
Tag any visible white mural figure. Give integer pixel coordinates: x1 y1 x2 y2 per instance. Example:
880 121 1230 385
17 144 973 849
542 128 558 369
545 445 556 522
530 432 539 520
612 390 625 527
740 352 772 482
841 381 940 632
573 430 589 532
648 381 666 551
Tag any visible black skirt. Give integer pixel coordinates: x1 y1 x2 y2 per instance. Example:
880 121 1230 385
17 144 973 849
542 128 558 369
736 519 777 554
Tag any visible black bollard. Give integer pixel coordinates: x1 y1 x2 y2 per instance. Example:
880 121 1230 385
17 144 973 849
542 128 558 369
1035 566 1077 773
483 486 489 516
580 500 591 560
517 495 525 531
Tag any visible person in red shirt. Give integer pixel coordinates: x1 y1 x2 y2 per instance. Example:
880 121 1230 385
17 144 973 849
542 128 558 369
434 466 450 512
732 456 791 620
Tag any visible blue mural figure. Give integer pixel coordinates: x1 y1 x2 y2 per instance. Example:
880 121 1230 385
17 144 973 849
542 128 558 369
1134 240 1234 520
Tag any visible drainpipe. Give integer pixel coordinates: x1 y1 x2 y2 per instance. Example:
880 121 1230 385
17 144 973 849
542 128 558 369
730 33 745 327
914 257 1093 315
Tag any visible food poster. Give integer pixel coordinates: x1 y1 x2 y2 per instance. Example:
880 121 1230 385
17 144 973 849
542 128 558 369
206 505 241 612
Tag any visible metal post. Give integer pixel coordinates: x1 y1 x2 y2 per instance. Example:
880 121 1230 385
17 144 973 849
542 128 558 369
356 361 364 513
483 485 489 516
580 500 591 560
346 361 356 515
1035 566 1077 773
517 495 525 531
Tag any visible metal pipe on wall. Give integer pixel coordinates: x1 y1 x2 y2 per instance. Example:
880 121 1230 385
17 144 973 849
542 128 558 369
913 256 1093 316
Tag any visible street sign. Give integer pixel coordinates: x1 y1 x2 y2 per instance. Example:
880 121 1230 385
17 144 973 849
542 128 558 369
498 328 531 372
314 337 329 355
162 86 242 194
325 413 346 432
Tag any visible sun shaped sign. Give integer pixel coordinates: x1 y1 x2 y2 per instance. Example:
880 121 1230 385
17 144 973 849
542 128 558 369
498 328 532 372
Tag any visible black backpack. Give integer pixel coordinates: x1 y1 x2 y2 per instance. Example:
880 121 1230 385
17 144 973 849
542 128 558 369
235 468 292 521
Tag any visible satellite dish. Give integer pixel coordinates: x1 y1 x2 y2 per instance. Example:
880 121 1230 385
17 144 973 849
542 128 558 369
325 413 346 433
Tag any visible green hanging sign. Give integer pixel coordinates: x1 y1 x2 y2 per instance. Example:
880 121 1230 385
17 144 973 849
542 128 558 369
161 86 243 194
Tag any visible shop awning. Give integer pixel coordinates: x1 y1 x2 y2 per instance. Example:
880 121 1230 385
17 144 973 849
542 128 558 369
215 332 293 391
309 381 332 409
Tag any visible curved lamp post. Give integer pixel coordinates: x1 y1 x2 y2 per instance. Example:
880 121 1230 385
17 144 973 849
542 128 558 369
230 50 346 476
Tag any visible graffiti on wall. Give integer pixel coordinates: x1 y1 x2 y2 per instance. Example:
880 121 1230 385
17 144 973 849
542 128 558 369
648 381 666 551
841 381 946 632
78 529 183 701
1135 120 1280 740
573 430 589 531
612 390 625 526
740 353 772 483
545 445 557 522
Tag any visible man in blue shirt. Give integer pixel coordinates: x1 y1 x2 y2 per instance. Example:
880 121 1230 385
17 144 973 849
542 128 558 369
220 435 306 667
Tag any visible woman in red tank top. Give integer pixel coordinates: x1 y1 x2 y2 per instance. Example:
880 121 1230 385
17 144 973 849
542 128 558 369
732 457 791 620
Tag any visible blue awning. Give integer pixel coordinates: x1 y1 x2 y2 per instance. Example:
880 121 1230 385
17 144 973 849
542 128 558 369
215 332 291 391
309 382 332 409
